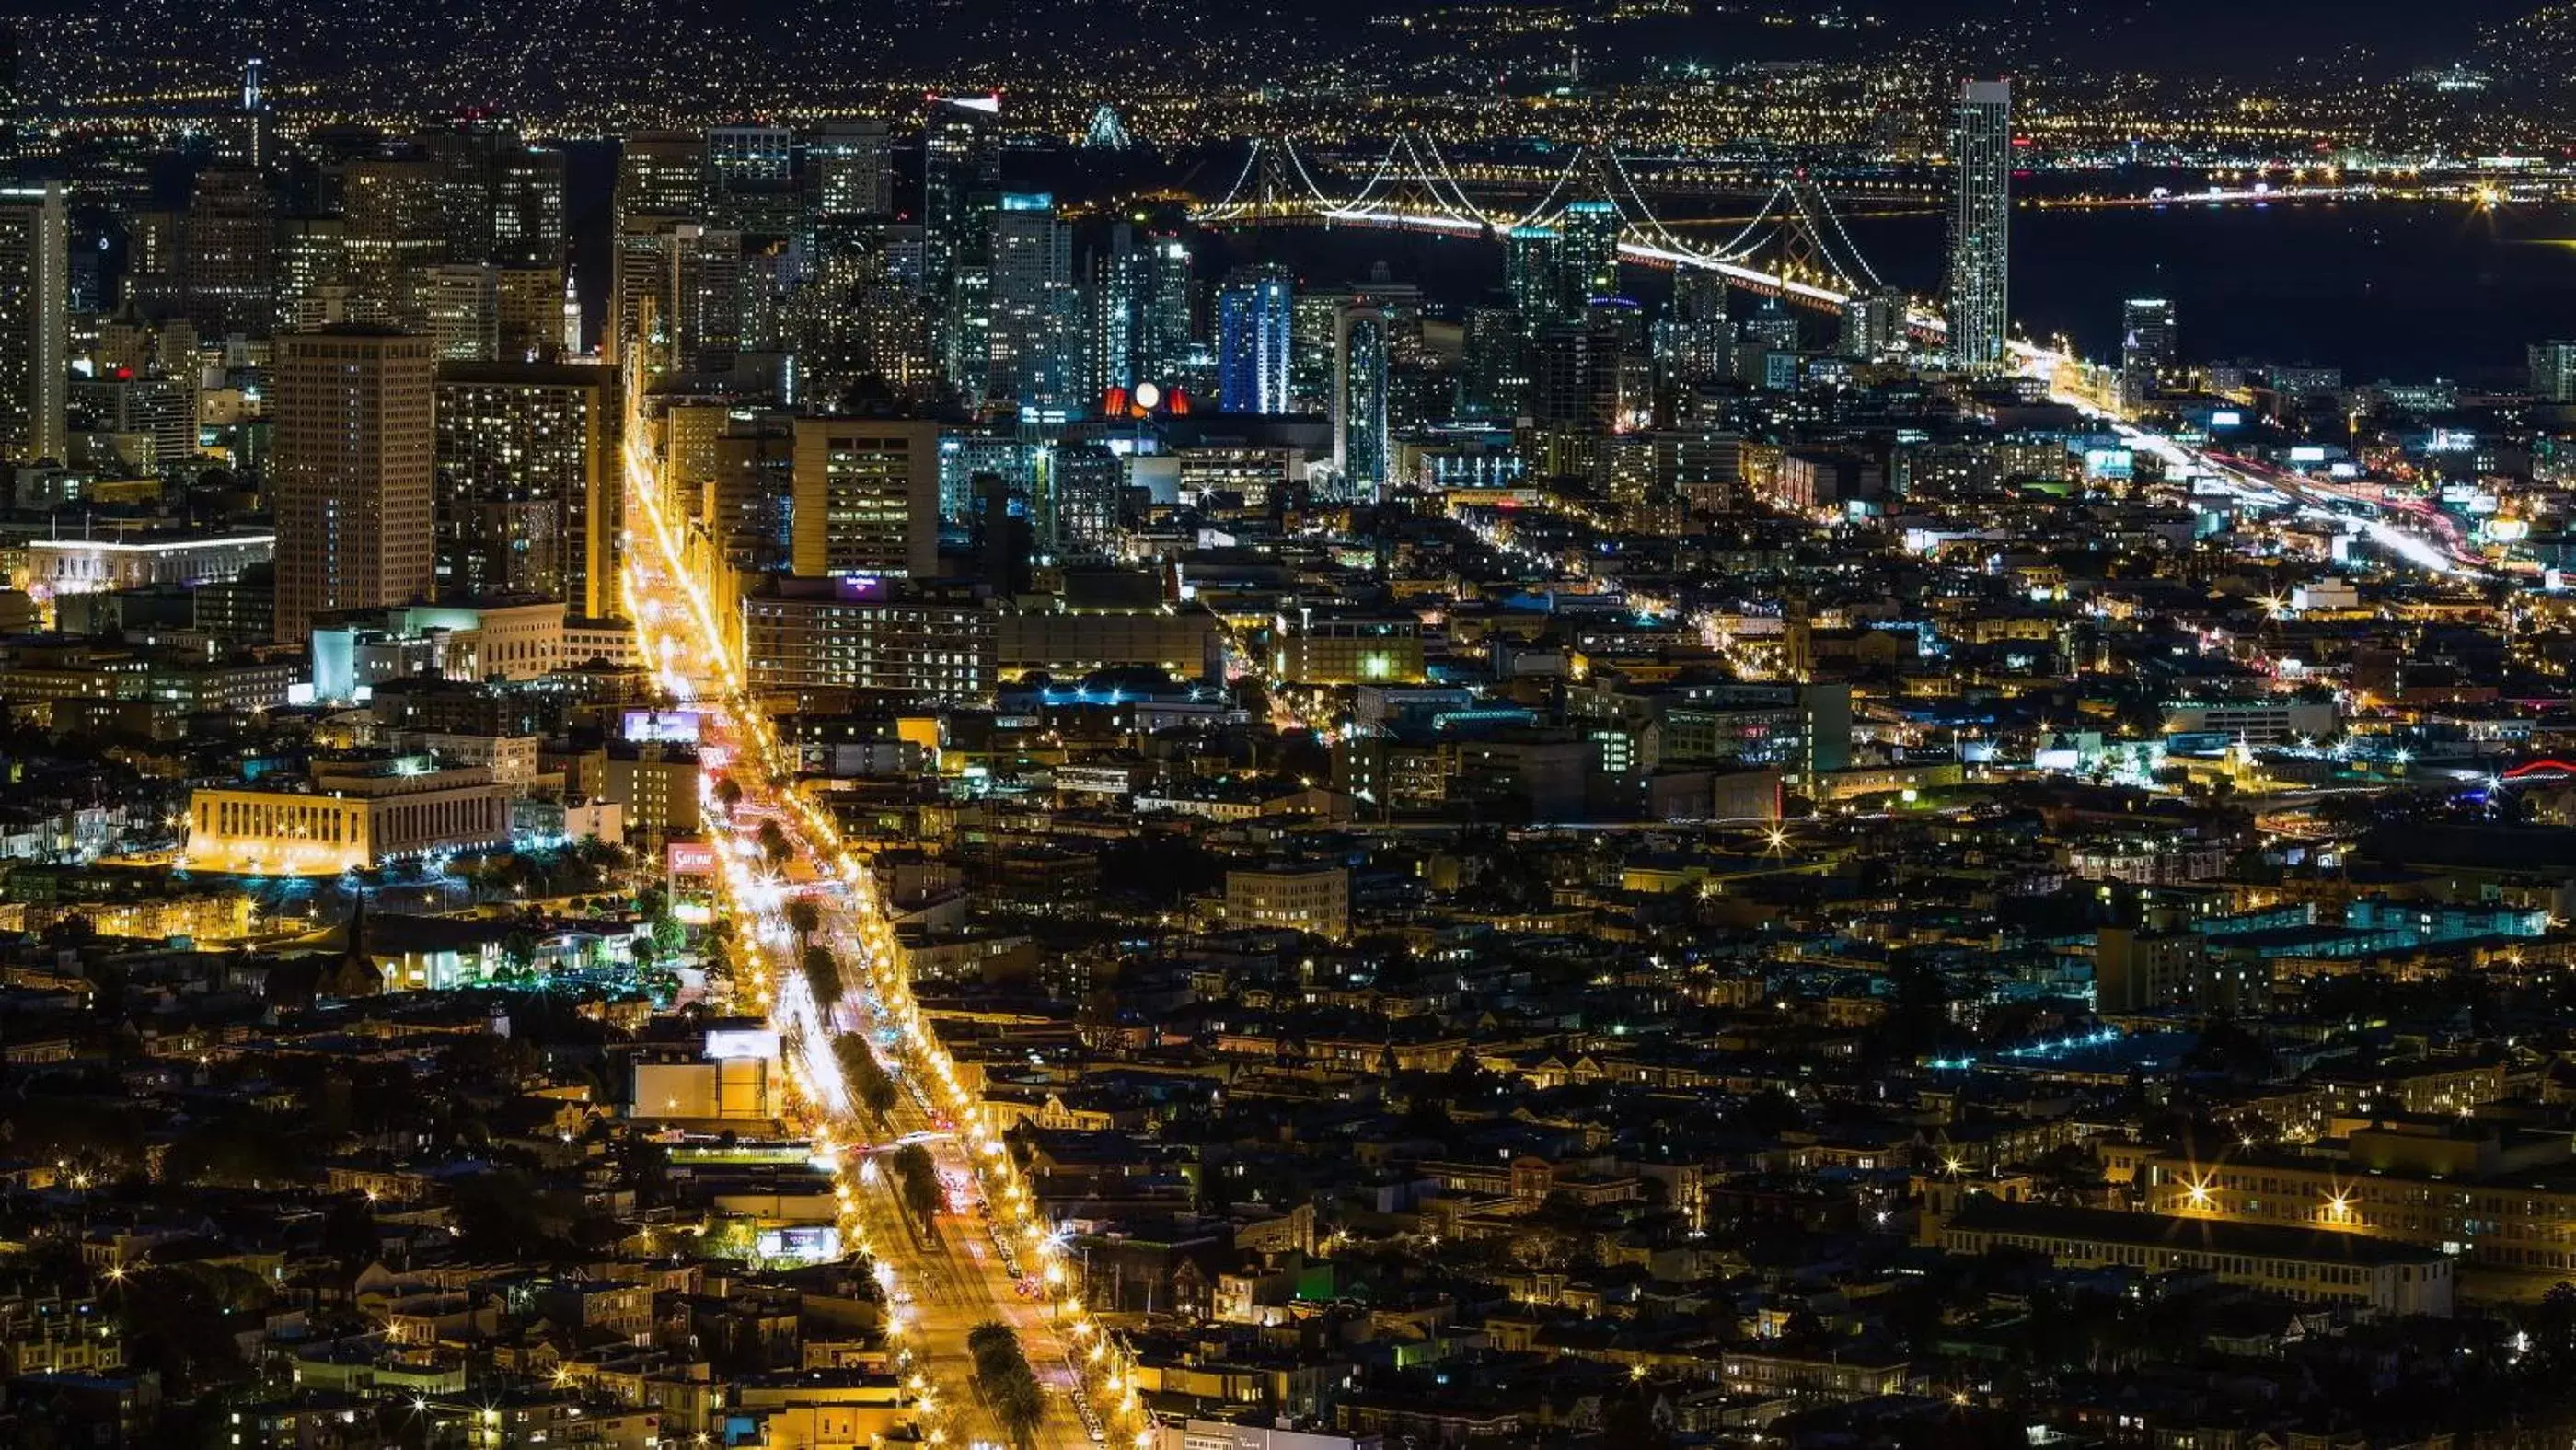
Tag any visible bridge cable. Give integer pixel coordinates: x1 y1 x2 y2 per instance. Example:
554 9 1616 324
1277 137 1339 208
1205 139 1266 218
1602 145 1706 258
1796 180 1889 292
1507 146 1586 231
1340 137 1407 214
1417 131 1496 226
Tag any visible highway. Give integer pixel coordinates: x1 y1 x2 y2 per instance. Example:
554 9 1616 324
2027 360 2485 580
618 426 1134 1450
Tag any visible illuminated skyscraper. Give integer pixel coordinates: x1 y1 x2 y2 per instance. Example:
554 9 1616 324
0 182 65 466
239 55 271 170
1558 199 1623 307
1654 270 1732 388
669 224 745 373
1090 224 1148 395
2121 297 2177 404
1946 79 2013 371
809 121 894 218
272 328 437 644
791 417 941 580
613 133 701 359
1334 304 1392 500
616 133 704 230
0 26 19 167
2533 342 2576 404
433 363 616 613
491 145 568 267
988 193 1079 411
180 167 276 335
1216 263 1293 415
1504 225 1560 327
1051 443 1124 556
706 124 791 193
1138 234 1194 380
923 97 1001 399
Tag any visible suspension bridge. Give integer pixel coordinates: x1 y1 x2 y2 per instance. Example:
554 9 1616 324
1192 133 1949 342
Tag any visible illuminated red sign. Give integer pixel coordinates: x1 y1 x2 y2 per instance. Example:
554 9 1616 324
667 841 717 876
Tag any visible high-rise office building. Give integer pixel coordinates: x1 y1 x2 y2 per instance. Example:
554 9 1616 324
790 417 940 580
2121 297 2177 405
614 133 703 359
1527 314 1643 478
1051 443 1124 557
1842 286 1911 363
1461 307 1529 422
801 218 938 400
1289 292 1346 414
923 97 1002 399
1216 264 1293 415
2533 342 2576 404
432 363 617 616
0 27 20 168
1654 270 1733 389
418 263 500 361
494 264 568 362
0 183 66 467
706 125 791 194
704 124 796 234
988 193 1079 411
707 412 796 573
339 155 450 328
1505 225 1561 328
180 167 276 336
1138 234 1194 382
1334 305 1392 500
669 224 745 374
237 55 271 171
272 328 437 644
1946 79 2013 372
922 97 1001 298
613 218 678 365
491 146 568 267
809 121 895 219
1090 224 1148 397
617 132 705 230
70 373 194 476
1558 199 1623 308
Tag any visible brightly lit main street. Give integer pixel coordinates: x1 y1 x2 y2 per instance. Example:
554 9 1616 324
619 435 1138 1450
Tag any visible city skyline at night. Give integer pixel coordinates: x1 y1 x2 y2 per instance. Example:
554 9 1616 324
7 6 2576 1450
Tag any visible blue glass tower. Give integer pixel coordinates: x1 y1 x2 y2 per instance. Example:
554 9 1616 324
1216 263 1293 414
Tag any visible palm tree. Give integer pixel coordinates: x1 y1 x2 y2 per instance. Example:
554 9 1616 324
834 1035 899 1127
802 946 841 1007
786 897 824 942
967 1320 1045 1450
892 1143 943 1236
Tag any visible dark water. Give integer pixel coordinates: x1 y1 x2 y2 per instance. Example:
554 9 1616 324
1845 201 2576 387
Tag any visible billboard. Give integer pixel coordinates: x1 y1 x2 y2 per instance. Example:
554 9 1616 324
705 1027 781 1061
623 710 703 744
668 841 718 876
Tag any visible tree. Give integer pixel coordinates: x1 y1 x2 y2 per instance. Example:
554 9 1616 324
757 821 791 867
715 777 745 811
967 1320 1045 1450
892 1143 943 1235
786 897 824 941
501 927 540 979
835 1035 899 1128
803 946 842 1008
